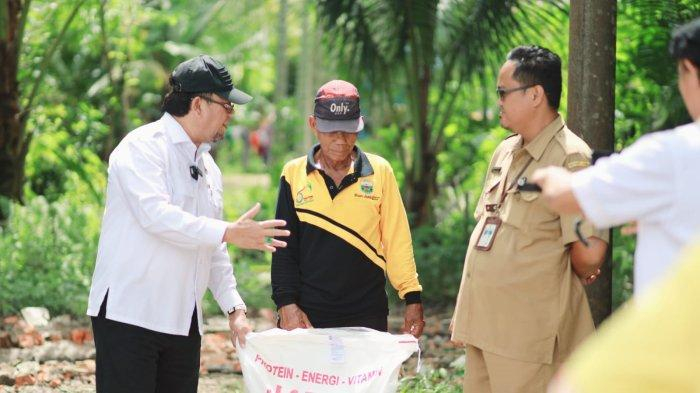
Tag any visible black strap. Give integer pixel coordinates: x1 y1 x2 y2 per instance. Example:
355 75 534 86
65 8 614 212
498 156 534 206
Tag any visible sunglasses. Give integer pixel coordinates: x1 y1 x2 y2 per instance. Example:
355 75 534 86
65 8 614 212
496 84 535 100
201 96 234 114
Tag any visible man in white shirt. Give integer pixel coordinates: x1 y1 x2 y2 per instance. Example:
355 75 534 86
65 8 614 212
533 18 700 296
87 55 290 393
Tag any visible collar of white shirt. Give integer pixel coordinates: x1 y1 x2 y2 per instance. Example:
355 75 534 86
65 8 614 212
162 112 212 161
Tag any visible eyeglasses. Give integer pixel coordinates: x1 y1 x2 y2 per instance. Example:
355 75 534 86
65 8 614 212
200 96 234 114
496 84 535 100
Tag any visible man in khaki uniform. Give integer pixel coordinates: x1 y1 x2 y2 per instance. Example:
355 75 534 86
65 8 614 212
451 46 609 393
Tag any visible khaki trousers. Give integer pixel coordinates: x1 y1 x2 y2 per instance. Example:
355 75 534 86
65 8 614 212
463 344 562 393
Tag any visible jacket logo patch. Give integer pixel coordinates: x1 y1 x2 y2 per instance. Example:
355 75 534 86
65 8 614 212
355 180 379 200
296 182 314 205
360 180 374 195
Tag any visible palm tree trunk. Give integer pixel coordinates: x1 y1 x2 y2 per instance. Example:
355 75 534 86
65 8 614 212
405 63 437 227
272 0 289 159
297 0 315 151
0 0 27 216
1 0 86 217
568 0 617 326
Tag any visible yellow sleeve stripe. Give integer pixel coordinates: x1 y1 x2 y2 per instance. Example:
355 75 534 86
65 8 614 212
297 209 387 271
566 160 589 170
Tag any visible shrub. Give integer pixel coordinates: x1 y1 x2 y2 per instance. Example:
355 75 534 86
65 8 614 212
398 368 463 392
0 195 102 316
408 224 469 306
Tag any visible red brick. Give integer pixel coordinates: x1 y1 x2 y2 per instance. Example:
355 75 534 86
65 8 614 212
70 329 92 345
48 333 62 342
2 315 18 325
14 374 37 386
18 333 36 348
0 332 12 348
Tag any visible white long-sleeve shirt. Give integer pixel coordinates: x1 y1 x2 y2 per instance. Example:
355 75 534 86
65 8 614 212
87 113 245 336
572 121 700 295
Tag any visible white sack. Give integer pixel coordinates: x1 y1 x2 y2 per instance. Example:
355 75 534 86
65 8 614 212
237 327 419 393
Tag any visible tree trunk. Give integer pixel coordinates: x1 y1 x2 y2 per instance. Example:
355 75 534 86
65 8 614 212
404 146 437 227
0 0 27 215
271 0 289 161
98 0 128 161
275 0 289 103
297 0 314 151
568 0 617 326
404 64 436 227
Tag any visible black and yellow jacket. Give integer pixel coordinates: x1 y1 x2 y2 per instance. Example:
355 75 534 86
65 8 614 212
271 144 422 325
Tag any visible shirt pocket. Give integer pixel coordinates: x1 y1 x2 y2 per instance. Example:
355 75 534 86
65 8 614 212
209 184 224 217
475 175 502 220
170 176 196 208
481 176 503 206
502 189 558 232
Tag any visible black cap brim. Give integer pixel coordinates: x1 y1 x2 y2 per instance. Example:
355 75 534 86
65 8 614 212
216 88 253 105
316 116 364 133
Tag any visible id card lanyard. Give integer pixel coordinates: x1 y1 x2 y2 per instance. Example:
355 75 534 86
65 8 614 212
475 154 534 251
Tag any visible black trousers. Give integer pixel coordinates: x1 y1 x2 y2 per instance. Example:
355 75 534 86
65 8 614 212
91 296 201 393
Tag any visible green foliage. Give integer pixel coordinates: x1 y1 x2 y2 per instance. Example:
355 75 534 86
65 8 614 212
612 228 635 309
25 128 107 204
0 123 106 315
0 111 109 315
398 368 463 392
0 194 102 316
410 224 467 305
614 0 699 144
202 257 275 316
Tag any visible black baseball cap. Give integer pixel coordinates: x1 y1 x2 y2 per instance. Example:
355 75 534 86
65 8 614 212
169 55 252 104
313 80 364 133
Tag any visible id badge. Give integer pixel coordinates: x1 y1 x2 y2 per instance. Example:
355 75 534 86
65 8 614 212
475 216 501 251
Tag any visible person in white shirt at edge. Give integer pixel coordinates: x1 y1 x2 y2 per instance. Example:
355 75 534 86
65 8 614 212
532 18 700 296
86 55 290 393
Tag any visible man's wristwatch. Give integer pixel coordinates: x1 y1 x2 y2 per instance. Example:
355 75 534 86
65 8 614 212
227 304 247 316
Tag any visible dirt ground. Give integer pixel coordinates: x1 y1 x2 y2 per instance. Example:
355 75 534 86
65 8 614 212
0 308 461 392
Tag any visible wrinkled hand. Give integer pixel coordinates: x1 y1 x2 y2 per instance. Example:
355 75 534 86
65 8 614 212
229 309 252 347
278 304 313 330
223 203 290 252
403 303 424 339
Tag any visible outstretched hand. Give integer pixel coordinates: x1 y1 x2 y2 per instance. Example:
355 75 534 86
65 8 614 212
223 203 290 252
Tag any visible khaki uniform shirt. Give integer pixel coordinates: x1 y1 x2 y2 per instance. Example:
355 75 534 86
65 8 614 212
451 116 607 364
